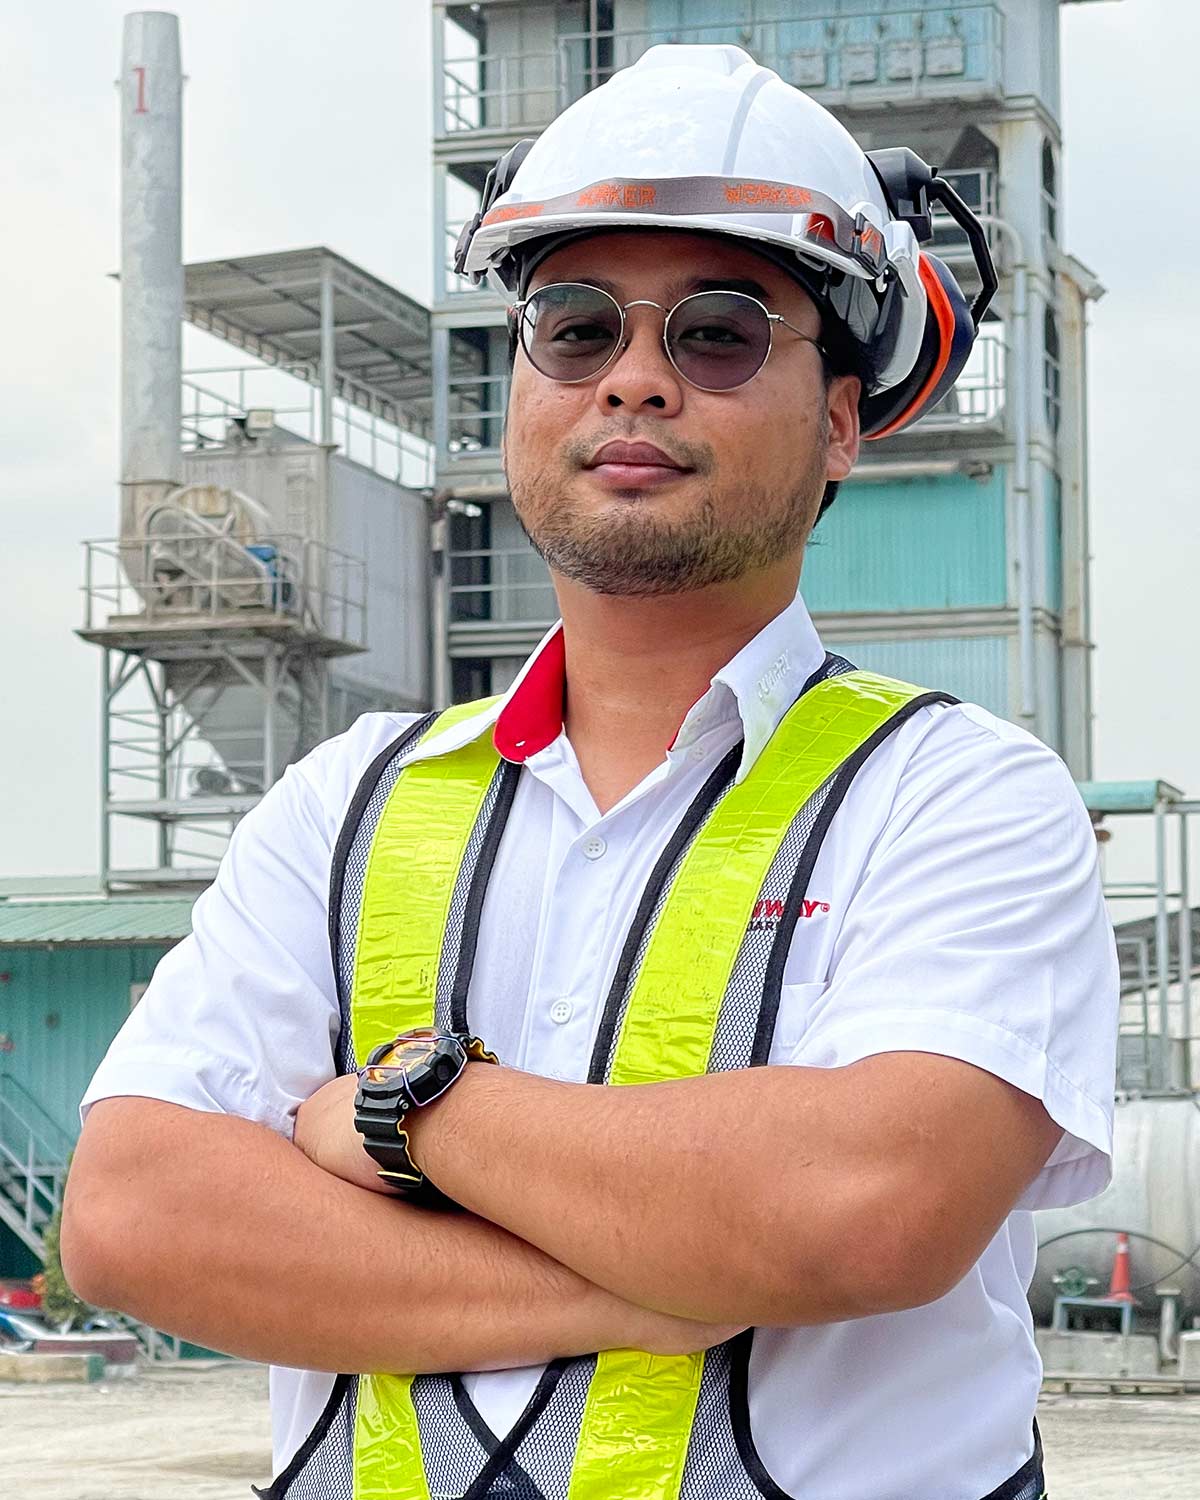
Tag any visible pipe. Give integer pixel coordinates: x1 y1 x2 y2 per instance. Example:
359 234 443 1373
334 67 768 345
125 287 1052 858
976 215 1035 731
848 459 962 483
120 11 183 534
1178 809 1193 1088
1012 261 1035 729
1154 799 1173 1088
430 493 451 710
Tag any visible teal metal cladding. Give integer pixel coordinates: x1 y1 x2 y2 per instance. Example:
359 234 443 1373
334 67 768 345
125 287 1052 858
0 944 169 1143
823 635 1009 719
803 469 1008 614
643 1 1001 90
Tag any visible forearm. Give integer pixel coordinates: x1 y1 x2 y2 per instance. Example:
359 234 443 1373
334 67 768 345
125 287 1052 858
62 1098 694 1374
411 1063 882 1326
411 1058 1048 1327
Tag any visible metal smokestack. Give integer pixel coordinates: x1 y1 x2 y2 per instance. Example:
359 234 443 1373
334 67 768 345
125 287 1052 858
120 11 182 534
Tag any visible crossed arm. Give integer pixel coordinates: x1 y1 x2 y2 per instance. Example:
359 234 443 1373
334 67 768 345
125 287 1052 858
64 1053 1061 1373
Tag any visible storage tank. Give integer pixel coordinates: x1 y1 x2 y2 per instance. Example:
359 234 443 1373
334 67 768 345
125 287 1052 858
181 429 430 732
1031 1096 1200 1324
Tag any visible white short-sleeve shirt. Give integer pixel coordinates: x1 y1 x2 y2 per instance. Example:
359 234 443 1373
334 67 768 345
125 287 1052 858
82 593 1119 1500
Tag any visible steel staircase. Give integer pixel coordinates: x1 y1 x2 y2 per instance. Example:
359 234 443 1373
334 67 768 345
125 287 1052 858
0 1074 179 1361
0 1073 69 1259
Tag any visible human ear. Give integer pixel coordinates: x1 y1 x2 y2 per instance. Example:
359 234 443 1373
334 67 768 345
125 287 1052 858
825 374 861 482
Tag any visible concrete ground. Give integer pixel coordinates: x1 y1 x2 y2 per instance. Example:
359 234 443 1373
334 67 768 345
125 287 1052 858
0 1361 272 1500
3 1362 1200 1498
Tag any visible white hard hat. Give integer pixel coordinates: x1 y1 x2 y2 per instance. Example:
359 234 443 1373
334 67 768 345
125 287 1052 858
458 44 928 393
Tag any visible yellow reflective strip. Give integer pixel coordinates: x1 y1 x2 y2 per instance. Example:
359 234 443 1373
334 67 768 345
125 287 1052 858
571 672 926 1499
351 705 501 1065
349 697 500 1500
567 1349 705 1500
609 670 926 1087
354 1374 431 1500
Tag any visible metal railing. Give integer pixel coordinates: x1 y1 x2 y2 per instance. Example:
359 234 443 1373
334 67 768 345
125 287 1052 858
449 545 556 625
0 1075 71 1255
182 367 434 491
919 325 1006 431
440 6 1004 135
1091 793 1198 1094
441 47 561 134
82 532 367 652
448 373 510 457
0 1077 184 1360
444 218 479 298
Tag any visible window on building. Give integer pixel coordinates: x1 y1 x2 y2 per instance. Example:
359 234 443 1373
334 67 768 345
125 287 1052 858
452 658 494 704
449 504 492 624
1042 139 1058 242
1044 306 1062 434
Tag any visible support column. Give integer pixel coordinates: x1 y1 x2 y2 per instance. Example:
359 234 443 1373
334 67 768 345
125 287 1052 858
100 650 113 891
264 649 278 790
1056 262 1102 779
320 257 335 448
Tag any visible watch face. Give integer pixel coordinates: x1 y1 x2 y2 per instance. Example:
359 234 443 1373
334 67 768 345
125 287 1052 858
364 1034 436 1082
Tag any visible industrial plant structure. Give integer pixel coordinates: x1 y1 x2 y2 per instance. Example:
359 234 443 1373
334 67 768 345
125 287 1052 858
2 2 1199 1383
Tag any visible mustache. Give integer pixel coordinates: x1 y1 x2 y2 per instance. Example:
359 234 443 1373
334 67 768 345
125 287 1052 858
563 431 717 477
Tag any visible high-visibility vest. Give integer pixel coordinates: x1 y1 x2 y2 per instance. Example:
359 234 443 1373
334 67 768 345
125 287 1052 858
259 659 1032 1500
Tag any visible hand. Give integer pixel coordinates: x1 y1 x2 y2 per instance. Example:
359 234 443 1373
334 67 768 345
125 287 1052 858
293 1074 390 1194
616 1302 747 1357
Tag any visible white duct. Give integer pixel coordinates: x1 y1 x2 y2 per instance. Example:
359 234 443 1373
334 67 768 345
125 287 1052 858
120 11 183 536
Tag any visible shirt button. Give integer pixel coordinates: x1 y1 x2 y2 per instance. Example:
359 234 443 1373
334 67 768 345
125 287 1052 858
582 835 607 861
550 999 574 1025
688 744 707 763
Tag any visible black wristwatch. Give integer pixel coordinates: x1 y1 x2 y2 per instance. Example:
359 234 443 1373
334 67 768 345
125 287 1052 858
353 1027 497 1205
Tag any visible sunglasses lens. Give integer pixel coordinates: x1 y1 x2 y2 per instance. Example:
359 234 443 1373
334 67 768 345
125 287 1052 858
665 292 772 391
520 284 623 381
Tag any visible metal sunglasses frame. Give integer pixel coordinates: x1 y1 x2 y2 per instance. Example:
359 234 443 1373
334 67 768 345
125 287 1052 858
510 282 828 393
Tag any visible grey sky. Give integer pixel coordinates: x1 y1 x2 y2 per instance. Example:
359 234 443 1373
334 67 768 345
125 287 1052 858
0 0 1194 880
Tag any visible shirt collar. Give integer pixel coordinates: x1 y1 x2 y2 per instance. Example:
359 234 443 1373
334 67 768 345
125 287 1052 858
411 595 826 782
679 592 826 782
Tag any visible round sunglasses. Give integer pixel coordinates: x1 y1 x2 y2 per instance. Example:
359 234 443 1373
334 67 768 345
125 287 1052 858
511 282 827 393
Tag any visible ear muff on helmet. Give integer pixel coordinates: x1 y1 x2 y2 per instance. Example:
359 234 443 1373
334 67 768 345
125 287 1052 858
859 252 976 440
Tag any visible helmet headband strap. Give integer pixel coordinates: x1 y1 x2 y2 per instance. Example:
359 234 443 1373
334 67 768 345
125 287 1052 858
475 175 889 279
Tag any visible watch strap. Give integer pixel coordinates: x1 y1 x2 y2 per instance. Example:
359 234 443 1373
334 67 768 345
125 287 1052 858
354 1030 497 1206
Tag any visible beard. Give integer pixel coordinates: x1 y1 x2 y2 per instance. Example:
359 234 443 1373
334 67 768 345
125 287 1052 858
506 420 829 598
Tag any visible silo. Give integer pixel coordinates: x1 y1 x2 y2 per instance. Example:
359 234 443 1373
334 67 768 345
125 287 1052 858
81 12 432 888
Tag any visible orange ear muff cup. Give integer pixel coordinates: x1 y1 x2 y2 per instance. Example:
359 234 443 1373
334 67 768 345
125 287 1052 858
909 254 977 418
863 254 957 441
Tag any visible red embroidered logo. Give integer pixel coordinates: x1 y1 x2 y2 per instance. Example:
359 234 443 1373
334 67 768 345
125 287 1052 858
748 898 830 933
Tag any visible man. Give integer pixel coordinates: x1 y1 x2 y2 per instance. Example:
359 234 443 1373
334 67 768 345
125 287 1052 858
66 45 1117 1500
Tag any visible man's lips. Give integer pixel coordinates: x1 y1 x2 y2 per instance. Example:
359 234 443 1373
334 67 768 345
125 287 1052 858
585 441 690 471
583 441 693 486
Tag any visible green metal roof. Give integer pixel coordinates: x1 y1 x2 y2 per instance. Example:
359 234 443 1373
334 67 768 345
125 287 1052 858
0 896 194 947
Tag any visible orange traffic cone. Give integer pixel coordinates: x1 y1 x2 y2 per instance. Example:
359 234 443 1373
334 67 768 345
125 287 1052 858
1107 1232 1135 1303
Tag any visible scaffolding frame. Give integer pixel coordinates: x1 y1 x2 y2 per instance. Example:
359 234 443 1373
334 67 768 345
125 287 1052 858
80 532 366 891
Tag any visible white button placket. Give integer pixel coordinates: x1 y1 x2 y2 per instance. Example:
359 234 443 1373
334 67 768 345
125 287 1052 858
527 822 621 1083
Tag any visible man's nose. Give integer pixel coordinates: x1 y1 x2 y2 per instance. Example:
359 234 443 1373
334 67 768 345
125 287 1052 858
592 304 685 415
